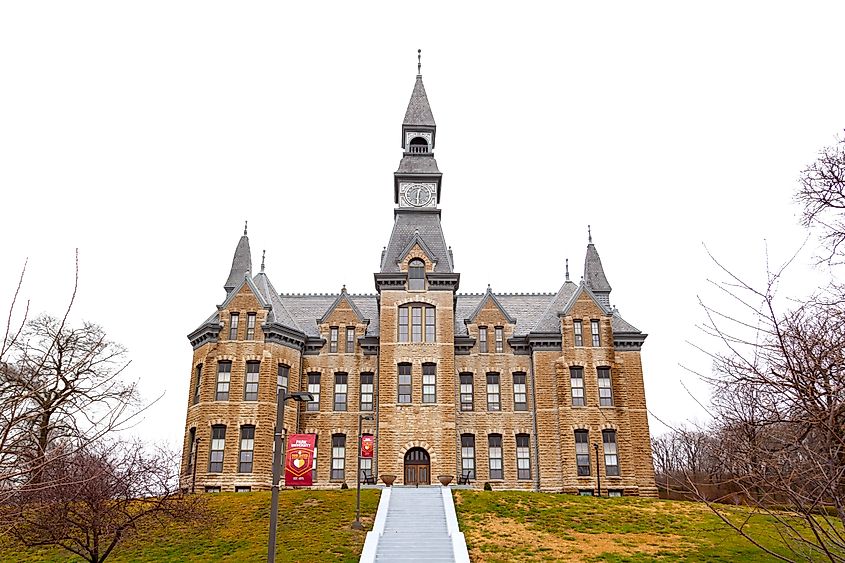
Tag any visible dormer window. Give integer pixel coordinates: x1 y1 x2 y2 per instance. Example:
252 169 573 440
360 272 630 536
408 136 429 154
408 259 425 291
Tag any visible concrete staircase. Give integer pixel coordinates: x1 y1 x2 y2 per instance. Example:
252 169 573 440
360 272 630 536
360 487 470 563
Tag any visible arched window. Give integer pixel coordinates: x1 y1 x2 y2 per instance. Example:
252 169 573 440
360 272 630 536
409 136 429 154
408 259 425 291
398 303 435 343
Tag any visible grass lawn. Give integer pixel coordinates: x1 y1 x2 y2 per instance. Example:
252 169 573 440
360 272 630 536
0 489 380 563
454 490 800 562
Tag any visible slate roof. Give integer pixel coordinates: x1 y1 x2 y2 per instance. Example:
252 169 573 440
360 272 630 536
396 155 441 175
253 272 302 332
224 234 252 293
279 294 379 338
532 281 580 333
380 211 453 273
584 242 611 293
403 75 436 127
611 312 641 333
454 293 556 337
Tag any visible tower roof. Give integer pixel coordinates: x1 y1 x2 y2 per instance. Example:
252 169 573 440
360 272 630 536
403 75 436 127
583 228 611 294
224 223 252 294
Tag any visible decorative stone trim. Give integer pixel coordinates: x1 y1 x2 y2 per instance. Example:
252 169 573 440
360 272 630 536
399 441 437 463
396 295 438 307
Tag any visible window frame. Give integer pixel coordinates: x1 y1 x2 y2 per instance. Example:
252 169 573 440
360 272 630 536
408 258 425 291
229 312 239 340
459 373 474 411
591 319 601 347
573 320 583 347
397 363 412 404
398 307 409 342
597 366 613 407
333 372 348 411
277 364 289 397
244 361 260 401
603 429 619 476
360 372 374 411
331 434 346 481
575 429 591 476
488 434 503 479
208 425 226 473
422 363 436 403
486 372 501 411
307 372 321 411
216 361 232 401
193 364 202 405
512 372 527 411
329 326 338 353
187 427 197 473
246 312 256 340
345 326 355 353
398 304 435 343
494 326 504 353
461 434 476 479
570 366 585 407
516 433 531 480
479 326 488 353
238 425 255 473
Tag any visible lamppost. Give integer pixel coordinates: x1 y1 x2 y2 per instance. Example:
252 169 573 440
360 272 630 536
352 414 374 530
267 389 313 563
593 442 601 497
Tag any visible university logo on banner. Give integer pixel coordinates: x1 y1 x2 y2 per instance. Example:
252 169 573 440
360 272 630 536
361 434 374 458
285 433 316 487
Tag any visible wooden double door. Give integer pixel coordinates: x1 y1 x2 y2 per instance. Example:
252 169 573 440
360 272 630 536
404 447 430 485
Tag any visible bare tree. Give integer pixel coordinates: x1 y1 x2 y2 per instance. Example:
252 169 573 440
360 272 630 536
796 132 845 262
10 440 205 563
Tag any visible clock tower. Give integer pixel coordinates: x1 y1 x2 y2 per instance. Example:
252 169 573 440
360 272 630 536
394 53 442 210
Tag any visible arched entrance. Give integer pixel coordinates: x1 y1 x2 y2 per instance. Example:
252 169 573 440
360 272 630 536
404 447 430 485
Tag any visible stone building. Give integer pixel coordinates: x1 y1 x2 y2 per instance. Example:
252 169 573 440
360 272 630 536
180 65 657 497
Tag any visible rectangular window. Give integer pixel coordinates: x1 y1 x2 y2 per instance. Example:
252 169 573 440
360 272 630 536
579 489 594 496
459 373 473 411
495 327 503 353
603 430 619 476
360 372 374 411
229 313 239 340
334 372 348 411
239 425 255 473
425 308 435 342
277 364 289 396
575 429 591 476
193 364 202 405
398 307 409 342
573 320 583 347
345 327 355 353
360 454 372 482
461 434 475 479
486 372 500 411
235 486 252 493
246 312 256 340
411 307 422 342
479 326 488 353
187 427 197 472
307 373 320 411
422 363 436 403
488 434 503 479
244 361 259 401
330 327 338 353
597 367 613 406
591 320 600 347
205 486 221 493
513 372 527 411
216 361 231 401
311 441 318 482
570 366 585 407
208 425 226 472
608 490 623 497
516 434 531 480
331 435 345 480
398 363 412 403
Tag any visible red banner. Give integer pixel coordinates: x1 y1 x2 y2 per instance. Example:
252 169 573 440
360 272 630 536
285 433 316 487
361 434 374 458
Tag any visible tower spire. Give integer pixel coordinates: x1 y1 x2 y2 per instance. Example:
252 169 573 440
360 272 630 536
224 224 253 294
583 228 612 306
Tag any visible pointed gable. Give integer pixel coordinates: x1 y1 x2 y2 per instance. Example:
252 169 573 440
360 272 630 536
560 282 612 318
218 274 267 311
380 211 452 273
319 288 369 325
465 287 516 325
252 272 302 332
403 75 436 127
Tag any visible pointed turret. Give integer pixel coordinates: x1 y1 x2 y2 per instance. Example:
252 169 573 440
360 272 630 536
403 75 436 130
223 221 253 294
583 225 611 307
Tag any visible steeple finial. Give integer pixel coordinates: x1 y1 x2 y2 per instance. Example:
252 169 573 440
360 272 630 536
588 224 592 244
565 258 570 281
244 220 248 236
417 49 422 75
261 250 265 272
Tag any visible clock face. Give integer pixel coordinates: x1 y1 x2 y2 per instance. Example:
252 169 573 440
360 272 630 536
402 183 434 207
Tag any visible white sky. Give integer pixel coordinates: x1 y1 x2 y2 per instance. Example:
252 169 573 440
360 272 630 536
2 2 844 448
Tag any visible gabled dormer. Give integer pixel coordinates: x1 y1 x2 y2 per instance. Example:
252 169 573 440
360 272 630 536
464 286 517 354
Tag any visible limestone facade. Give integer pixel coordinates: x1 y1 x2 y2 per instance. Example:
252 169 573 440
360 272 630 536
179 68 657 497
